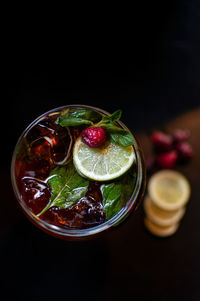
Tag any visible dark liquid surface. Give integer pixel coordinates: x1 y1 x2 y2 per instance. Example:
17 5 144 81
15 114 106 229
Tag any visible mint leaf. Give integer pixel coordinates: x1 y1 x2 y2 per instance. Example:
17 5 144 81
101 170 137 219
37 162 89 216
101 183 123 220
102 123 124 133
58 116 93 127
57 109 101 127
109 109 122 122
70 109 101 122
110 131 135 147
57 108 134 147
101 123 135 147
99 109 122 124
121 171 137 201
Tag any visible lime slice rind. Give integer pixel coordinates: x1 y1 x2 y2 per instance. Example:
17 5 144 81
144 217 179 237
148 170 191 211
73 137 135 181
144 196 185 227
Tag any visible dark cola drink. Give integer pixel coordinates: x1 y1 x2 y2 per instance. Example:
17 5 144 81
12 106 145 238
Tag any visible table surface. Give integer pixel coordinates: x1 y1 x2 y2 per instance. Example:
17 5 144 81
1 108 200 301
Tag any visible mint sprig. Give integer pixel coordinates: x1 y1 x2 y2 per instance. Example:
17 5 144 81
97 110 135 147
99 109 122 124
56 108 101 127
37 161 89 216
57 108 135 147
101 170 137 219
101 123 135 147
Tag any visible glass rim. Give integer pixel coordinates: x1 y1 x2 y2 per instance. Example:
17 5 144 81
11 104 145 239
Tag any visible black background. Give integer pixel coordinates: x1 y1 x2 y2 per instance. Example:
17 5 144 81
3 0 200 300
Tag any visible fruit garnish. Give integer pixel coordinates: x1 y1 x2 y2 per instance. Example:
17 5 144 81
176 142 194 161
144 196 185 227
148 128 194 172
148 170 190 211
151 131 173 152
156 151 178 169
58 108 135 148
82 127 107 148
173 129 190 143
144 217 179 237
73 136 135 181
145 127 193 237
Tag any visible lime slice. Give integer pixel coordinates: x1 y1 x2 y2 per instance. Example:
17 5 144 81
144 196 185 227
144 217 179 237
73 136 135 181
148 170 190 211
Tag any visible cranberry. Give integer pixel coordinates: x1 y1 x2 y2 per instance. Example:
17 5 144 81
156 151 178 169
176 142 194 161
151 131 173 152
82 127 107 148
173 129 190 143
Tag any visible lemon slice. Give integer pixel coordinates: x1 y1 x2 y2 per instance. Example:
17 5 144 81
144 217 179 237
148 170 190 211
73 136 135 181
144 196 185 227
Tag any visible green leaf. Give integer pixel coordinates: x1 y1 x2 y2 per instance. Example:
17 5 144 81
57 108 101 127
70 109 101 122
101 170 137 219
100 109 122 124
102 123 135 147
102 123 124 133
37 162 89 216
109 109 122 122
110 131 135 147
58 116 93 127
101 182 123 220
121 171 137 201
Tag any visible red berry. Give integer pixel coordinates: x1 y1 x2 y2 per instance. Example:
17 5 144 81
176 142 194 161
173 129 190 143
156 151 178 169
151 131 173 152
82 127 107 148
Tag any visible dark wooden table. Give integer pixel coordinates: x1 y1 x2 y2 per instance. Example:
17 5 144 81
1 108 200 301
102 108 200 301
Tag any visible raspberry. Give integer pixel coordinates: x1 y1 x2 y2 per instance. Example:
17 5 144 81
82 127 107 148
156 151 178 169
151 131 173 152
173 129 190 143
176 142 194 161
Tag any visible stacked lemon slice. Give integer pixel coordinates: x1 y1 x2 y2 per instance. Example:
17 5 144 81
144 170 191 237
